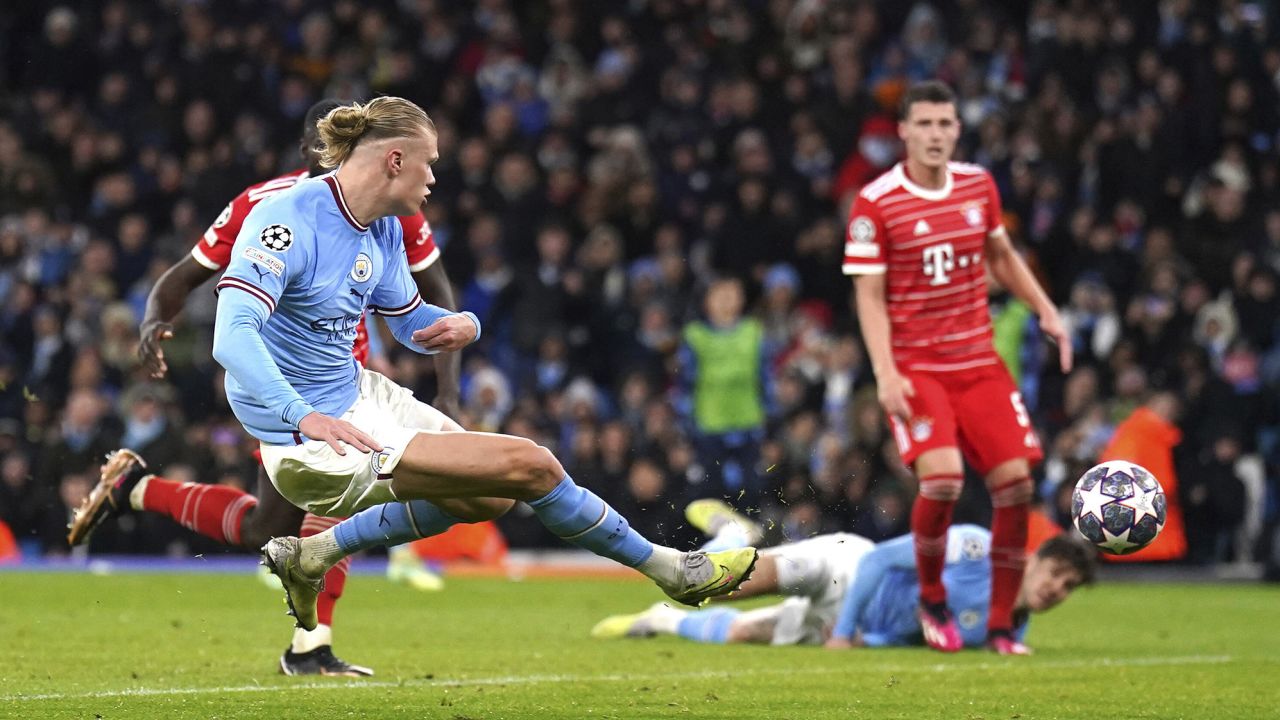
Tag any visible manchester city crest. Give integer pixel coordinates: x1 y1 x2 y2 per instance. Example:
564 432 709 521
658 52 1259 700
370 446 395 474
351 253 373 282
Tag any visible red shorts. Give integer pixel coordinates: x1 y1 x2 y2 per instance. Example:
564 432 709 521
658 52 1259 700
887 362 1042 476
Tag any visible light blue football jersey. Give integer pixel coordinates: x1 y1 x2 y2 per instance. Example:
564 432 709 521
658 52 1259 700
212 172 461 444
835 525 1029 647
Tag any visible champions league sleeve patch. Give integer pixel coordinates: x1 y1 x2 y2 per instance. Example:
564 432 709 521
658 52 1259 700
846 216 879 258
259 224 294 251
850 216 875 243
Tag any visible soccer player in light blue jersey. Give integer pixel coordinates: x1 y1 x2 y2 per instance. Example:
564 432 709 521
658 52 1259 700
212 97 758 631
592 501 1093 652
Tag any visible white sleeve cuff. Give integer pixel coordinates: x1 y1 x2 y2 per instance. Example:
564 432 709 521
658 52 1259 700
191 245 224 270
408 246 441 273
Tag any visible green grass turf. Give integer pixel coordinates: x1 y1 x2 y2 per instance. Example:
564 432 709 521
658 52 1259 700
0 571 1276 719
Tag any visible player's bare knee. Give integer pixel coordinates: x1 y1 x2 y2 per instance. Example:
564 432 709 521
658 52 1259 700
504 440 564 499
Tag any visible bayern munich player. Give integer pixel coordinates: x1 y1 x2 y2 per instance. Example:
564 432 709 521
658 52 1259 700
68 100 456 677
844 81 1072 655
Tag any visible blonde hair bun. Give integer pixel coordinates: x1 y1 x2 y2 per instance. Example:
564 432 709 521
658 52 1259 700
316 97 434 168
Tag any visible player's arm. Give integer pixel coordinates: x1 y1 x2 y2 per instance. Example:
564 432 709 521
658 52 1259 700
373 242 479 355
412 256 463 418
829 535 917 644
213 283 315 429
139 199 244 378
845 197 914 420
139 255 218 378
853 275 915 419
983 179 1072 372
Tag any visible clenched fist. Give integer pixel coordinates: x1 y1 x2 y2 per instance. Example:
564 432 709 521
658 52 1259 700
411 313 478 352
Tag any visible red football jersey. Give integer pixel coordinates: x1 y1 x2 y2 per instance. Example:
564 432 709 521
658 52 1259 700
843 162 1004 372
191 169 440 366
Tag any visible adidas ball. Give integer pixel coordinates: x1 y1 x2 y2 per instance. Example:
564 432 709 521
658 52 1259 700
1071 460 1166 555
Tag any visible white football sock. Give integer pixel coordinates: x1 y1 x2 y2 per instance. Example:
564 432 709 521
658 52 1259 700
291 623 332 653
128 475 151 511
299 530 344 576
646 603 687 635
636 545 683 587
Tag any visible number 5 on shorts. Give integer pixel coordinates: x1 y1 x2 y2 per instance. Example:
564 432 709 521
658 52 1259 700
1010 392 1030 428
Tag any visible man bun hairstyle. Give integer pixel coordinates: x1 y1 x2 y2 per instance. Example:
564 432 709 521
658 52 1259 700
317 96 436 167
303 98 346 135
899 80 957 120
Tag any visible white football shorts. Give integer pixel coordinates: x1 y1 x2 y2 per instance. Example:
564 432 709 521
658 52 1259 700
259 369 451 517
765 532 876 646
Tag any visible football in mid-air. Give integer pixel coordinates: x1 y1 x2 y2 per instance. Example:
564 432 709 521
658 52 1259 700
1071 460 1166 555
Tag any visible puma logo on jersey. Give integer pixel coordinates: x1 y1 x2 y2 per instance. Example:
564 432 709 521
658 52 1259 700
914 219 932 235
243 247 284 276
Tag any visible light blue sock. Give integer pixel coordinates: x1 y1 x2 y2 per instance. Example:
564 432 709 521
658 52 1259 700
676 608 739 643
527 476 653 567
332 500 462 555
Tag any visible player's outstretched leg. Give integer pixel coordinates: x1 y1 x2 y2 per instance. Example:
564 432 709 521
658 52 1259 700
69 448 261 548
686 499 763 552
264 431 757 630
592 603 780 644
375 431 759 608
67 449 152 546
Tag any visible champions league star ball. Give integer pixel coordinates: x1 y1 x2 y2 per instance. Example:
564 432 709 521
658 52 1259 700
1071 460 1167 555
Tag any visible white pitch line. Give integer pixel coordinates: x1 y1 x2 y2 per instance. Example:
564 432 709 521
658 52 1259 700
1 654 1234 703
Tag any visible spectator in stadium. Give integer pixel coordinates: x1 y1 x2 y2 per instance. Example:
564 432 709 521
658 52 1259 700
677 277 769 510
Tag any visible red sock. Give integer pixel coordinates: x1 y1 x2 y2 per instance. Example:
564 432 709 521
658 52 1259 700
912 473 963 606
140 478 258 547
302 514 348 628
989 477 1032 632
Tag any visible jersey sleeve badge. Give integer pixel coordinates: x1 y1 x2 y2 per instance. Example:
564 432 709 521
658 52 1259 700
260 224 294 251
847 216 878 257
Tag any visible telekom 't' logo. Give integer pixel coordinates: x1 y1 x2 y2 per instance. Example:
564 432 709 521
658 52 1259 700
922 242 956 286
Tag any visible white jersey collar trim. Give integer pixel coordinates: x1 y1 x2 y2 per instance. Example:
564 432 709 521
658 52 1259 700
894 163 953 201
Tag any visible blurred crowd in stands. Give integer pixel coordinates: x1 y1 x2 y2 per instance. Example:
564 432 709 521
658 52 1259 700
0 0 1277 576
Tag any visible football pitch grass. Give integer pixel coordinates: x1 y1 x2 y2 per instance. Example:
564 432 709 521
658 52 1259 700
1 570 1276 719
